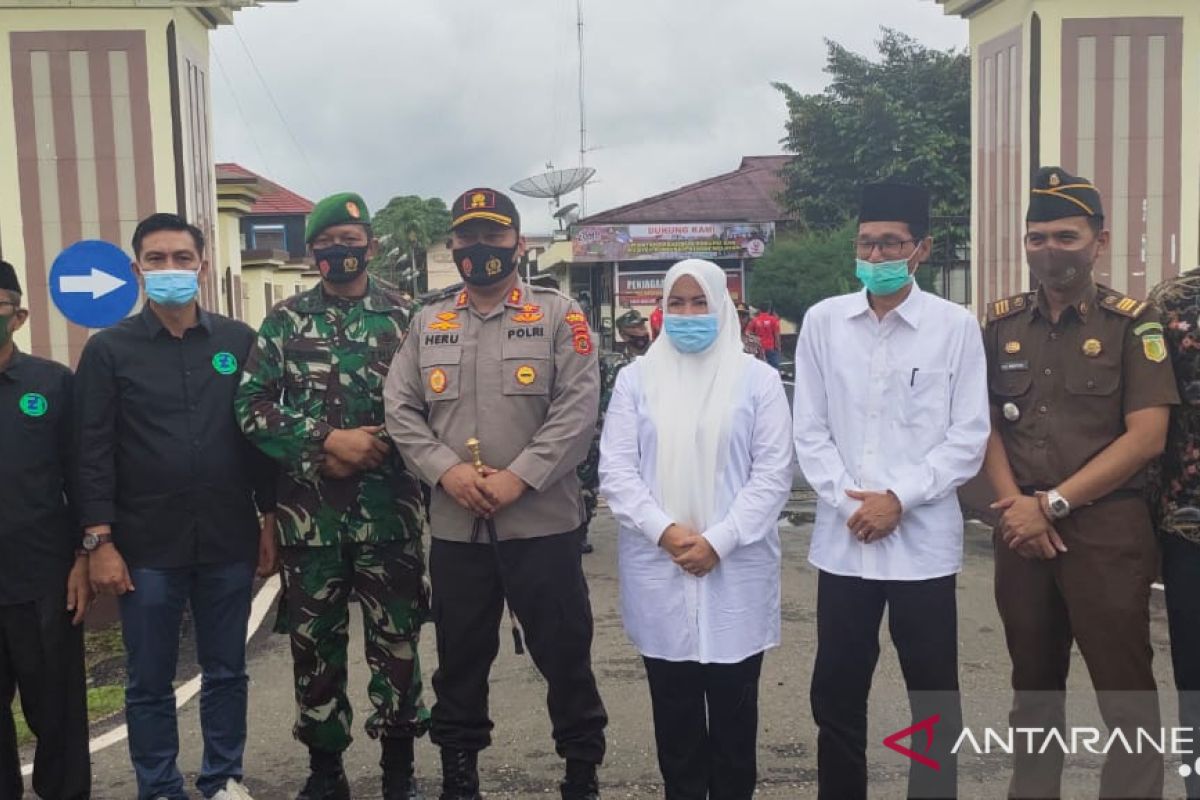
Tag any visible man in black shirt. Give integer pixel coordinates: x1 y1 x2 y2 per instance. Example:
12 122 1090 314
74 214 276 800
0 260 90 799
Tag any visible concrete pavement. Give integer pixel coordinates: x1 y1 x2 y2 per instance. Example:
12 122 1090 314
79 492 1188 799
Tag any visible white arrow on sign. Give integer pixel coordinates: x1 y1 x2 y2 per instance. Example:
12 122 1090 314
59 267 126 299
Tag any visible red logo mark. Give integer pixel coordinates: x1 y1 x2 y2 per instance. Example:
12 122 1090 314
883 714 941 771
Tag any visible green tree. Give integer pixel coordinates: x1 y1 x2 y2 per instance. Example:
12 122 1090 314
748 223 940 324
369 195 452 294
774 29 970 228
748 224 857 324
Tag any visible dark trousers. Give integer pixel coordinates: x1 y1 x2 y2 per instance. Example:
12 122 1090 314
428 530 607 763
119 562 254 800
0 594 89 800
1162 533 1200 799
994 497 1161 799
811 571 961 800
643 653 764 800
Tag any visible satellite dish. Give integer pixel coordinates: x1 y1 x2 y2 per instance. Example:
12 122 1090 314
511 167 596 208
552 202 581 231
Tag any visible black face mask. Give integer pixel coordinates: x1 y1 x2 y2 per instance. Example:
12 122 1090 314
625 335 650 354
314 244 370 285
452 242 519 287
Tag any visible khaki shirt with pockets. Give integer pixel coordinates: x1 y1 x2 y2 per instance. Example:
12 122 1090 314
983 283 1179 491
384 281 600 541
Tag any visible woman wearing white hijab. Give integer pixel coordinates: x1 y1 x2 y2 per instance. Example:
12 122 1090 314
599 259 794 799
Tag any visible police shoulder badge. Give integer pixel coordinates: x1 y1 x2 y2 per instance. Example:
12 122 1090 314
1142 333 1168 363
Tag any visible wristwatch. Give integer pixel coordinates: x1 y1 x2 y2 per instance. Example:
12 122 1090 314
1045 489 1071 520
81 532 114 552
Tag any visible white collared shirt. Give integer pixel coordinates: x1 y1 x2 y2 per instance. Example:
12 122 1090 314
792 284 990 581
599 359 795 663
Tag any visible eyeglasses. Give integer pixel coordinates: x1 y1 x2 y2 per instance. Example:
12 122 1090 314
0 300 18 311
854 239 918 260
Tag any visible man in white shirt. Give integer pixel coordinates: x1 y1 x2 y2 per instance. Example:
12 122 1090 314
793 183 990 800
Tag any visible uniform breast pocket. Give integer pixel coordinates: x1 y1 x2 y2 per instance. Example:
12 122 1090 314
502 340 553 397
1064 356 1120 397
283 347 333 415
420 345 461 403
895 368 949 453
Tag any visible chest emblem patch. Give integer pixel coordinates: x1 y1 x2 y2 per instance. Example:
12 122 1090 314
212 351 239 375
18 392 47 417
1004 341 1021 355
516 365 537 385
1081 339 1103 358
428 312 461 332
429 368 448 394
512 304 543 324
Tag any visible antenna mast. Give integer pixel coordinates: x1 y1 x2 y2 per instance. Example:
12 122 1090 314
577 0 588 216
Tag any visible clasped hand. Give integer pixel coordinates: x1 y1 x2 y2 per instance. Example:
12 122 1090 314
845 489 902 543
440 462 527 518
322 425 391 478
660 524 719 577
991 495 1068 560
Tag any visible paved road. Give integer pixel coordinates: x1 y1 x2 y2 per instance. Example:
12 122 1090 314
79 493 1188 799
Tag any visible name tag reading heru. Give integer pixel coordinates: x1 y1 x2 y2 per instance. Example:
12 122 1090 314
1000 360 1029 372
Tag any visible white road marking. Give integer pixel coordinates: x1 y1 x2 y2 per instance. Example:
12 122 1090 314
21 575 281 777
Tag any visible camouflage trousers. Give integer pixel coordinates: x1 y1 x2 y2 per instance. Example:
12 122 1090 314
278 540 430 752
577 430 601 527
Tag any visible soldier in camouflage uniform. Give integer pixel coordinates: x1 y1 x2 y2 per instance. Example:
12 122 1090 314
234 193 428 800
577 310 651 553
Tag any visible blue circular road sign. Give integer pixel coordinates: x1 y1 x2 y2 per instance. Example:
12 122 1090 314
48 240 138 329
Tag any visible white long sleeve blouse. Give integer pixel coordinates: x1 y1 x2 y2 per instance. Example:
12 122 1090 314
599 358 796 663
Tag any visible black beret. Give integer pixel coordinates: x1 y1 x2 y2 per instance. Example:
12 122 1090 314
0 260 20 294
1027 167 1104 222
859 183 931 233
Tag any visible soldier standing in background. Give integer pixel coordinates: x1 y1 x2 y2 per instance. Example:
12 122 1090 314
236 193 428 800
577 310 652 554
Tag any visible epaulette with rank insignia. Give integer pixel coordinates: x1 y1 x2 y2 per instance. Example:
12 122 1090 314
1098 286 1149 319
987 292 1032 322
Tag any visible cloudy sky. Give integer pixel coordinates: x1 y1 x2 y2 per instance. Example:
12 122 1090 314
211 0 966 234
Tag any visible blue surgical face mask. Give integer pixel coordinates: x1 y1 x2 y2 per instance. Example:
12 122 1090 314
855 256 914 297
143 269 199 306
663 313 720 353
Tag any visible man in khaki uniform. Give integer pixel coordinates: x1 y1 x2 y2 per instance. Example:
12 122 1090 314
385 188 606 800
982 168 1178 799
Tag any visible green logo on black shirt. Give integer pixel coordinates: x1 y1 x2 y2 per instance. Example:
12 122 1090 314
18 392 47 417
212 352 238 375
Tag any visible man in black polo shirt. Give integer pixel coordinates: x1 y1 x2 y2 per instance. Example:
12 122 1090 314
0 260 89 799
74 214 276 800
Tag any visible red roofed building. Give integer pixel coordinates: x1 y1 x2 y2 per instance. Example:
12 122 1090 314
542 156 795 349
216 163 320 328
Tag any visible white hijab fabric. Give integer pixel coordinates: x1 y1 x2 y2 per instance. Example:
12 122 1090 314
640 259 751 532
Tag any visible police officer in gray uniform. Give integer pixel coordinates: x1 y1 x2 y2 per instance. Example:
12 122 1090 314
385 188 606 800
